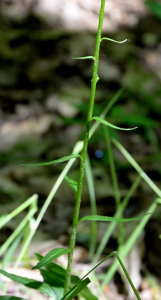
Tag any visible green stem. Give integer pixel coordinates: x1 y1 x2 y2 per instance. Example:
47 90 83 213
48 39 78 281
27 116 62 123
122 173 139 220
101 198 159 288
93 175 141 263
63 0 106 295
85 153 97 258
13 88 122 270
103 126 123 250
103 126 120 208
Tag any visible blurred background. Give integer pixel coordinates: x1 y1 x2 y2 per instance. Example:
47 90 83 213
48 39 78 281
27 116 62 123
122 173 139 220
0 0 161 287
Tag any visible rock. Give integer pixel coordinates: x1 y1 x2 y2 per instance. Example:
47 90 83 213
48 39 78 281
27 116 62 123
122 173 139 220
1 0 148 32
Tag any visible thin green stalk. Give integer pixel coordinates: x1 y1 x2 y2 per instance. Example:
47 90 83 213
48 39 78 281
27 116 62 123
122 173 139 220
13 158 75 269
21 200 38 268
101 198 159 288
0 194 38 229
85 153 97 258
93 175 141 263
14 218 36 269
0 205 37 256
89 88 124 139
13 90 122 269
2 236 22 270
103 126 120 208
103 125 124 249
115 253 142 300
64 0 106 294
112 138 161 198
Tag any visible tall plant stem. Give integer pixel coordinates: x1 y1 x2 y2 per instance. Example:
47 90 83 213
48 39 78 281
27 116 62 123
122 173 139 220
64 0 106 295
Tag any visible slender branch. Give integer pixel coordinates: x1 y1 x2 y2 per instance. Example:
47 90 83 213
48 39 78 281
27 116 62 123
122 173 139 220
63 0 106 295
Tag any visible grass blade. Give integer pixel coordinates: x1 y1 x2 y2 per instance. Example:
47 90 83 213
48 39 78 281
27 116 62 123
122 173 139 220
103 125 124 251
101 198 159 287
93 116 137 131
79 213 150 223
115 253 142 300
85 153 97 257
21 154 81 167
2 235 22 269
112 138 161 198
93 175 141 263
17 90 123 272
61 278 91 300
0 207 37 256
0 194 38 229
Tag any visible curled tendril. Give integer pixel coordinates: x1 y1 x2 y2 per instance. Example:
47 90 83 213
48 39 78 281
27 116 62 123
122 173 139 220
101 38 129 43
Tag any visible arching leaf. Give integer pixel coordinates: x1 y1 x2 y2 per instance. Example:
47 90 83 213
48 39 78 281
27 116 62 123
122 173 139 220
32 248 70 270
21 154 80 167
72 56 94 60
78 214 150 223
64 176 78 193
92 116 137 131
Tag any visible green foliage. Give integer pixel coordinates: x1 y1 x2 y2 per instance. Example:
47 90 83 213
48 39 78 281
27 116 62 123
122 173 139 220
32 248 70 270
78 213 151 223
92 116 137 130
0 250 143 300
64 176 78 193
21 154 81 167
0 269 59 299
145 1 161 20
72 56 94 60
1 1 161 300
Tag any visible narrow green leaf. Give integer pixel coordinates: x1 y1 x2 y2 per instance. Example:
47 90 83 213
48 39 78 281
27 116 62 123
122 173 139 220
35 254 98 300
32 248 70 270
64 176 78 193
21 154 81 167
61 278 91 300
115 253 142 300
101 38 129 43
72 56 94 60
81 252 116 282
85 153 97 257
71 276 98 300
78 214 150 223
92 116 137 131
77 283 98 300
112 138 161 198
101 199 158 287
39 268 64 288
35 253 66 277
35 253 65 289
0 297 28 300
2 235 22 269
93 175 142 263
0 214 11 229
0 270 56 298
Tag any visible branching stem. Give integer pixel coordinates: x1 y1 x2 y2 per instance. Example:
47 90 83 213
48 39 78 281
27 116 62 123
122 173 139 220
63 0 106 295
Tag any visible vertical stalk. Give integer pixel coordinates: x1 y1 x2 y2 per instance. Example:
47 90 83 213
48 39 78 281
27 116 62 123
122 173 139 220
85 153 97 258
64 0 106 295
103 126 124 248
